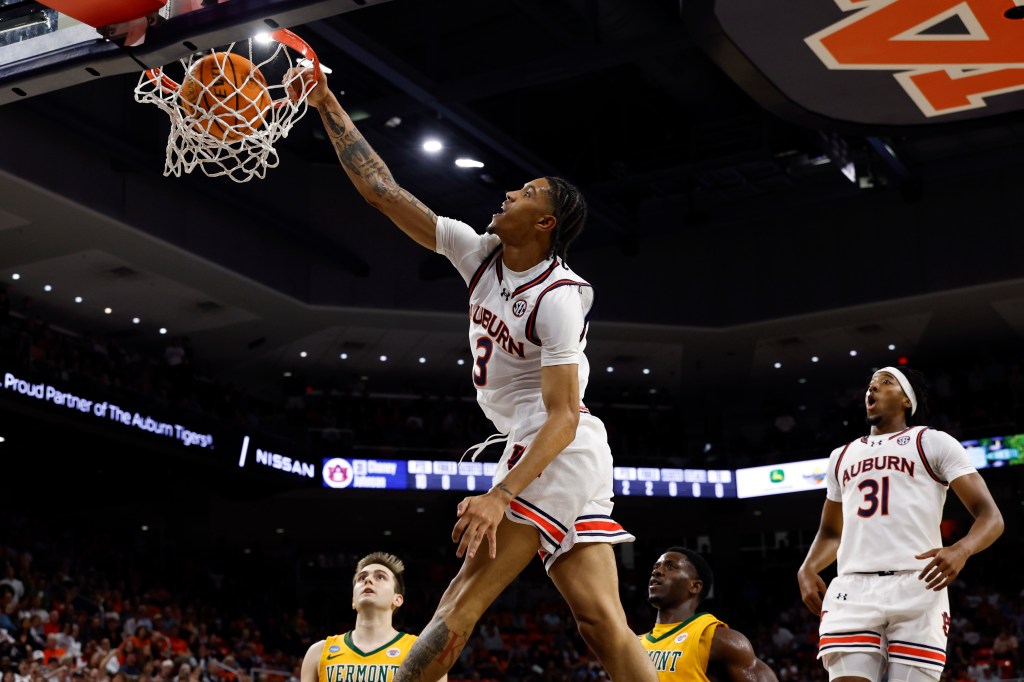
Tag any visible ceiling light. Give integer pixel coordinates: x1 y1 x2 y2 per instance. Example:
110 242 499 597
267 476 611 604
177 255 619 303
773 362 782 369
798 378 807 384
299 351 307 358
649 388 657 394
455 158 484 168
295 57 332 75
159 328 167 335
811 356 819 363
275 528 284 534
0 436 5 443
888 343 896 350
384 117 402 128
10 273 19 280
606 366 614 373
104 307 112 314
418 357 426 364
132 317 140 324
422 139 443 153
283 371 292 377
74 296 83 303
379 355 388 362
254 31 272 44
457 359 465 366
383 530 392 536
43 285 52 292
642 368 650 375
141 525 148 531
849 350 858 357
339 353 348 360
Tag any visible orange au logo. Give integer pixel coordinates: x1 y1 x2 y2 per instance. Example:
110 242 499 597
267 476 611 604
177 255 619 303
806 0 1024 117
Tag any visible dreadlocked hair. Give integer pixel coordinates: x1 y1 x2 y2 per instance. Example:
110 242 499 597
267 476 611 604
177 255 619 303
665 546 714 603
899 366 930 426
544 176 587 267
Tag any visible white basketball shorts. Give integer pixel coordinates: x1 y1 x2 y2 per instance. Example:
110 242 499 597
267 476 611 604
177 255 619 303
818 572 950 675
492 410 635 573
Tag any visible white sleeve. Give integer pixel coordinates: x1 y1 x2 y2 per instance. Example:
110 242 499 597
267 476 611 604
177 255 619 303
921 429 977 483
434 216 502 285
825 445 844 502
534 285 591 367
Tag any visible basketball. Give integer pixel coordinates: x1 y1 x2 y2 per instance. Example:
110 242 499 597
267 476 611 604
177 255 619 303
180 52 272 142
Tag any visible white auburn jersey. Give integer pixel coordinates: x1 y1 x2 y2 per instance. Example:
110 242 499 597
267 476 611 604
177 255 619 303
826 425 976 574
435 216 592 434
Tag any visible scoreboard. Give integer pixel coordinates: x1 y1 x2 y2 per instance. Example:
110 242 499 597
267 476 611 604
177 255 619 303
319 455 736 498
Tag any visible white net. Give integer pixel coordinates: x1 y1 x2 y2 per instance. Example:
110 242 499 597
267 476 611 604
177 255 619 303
134 30 316 183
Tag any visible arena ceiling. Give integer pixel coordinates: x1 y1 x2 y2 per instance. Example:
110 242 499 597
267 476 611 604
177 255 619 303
1 0 1023 401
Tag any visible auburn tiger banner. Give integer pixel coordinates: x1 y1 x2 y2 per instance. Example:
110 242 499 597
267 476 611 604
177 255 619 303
686 0 1024 127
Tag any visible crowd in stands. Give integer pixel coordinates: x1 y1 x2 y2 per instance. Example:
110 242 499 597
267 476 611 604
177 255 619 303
0 509 1021 682
3 283 1023 470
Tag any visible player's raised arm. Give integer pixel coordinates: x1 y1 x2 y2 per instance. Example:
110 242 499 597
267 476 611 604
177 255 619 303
291 68 437 251
797 499 843 615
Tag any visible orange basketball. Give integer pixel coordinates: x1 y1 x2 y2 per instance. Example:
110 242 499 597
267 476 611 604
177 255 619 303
180 52 272 142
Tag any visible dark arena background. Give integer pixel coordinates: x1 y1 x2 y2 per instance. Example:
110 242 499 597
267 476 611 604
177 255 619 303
1 1 1023 681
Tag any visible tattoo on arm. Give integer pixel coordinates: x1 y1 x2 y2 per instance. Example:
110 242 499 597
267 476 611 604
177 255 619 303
395 618 467 682
322 105 436 225
323 111 347 138
398 189 437 222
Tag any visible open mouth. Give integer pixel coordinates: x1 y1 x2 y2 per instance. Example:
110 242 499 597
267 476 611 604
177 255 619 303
867 395 877 408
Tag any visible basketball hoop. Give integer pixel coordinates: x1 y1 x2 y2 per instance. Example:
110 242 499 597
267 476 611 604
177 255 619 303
134 29 319 182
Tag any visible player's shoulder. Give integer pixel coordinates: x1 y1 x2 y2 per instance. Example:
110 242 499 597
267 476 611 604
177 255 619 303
917 425 960 447
303 639 327 660
828 439 856 460
553 260 591 287
436 216 501 249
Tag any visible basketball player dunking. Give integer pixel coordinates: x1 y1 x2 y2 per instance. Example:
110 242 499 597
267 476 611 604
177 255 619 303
797 367 1004 682
300 553 446 682
290 68 658 682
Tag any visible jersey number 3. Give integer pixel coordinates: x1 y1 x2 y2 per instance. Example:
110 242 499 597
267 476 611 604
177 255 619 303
857 476 890 517
473 338 494 387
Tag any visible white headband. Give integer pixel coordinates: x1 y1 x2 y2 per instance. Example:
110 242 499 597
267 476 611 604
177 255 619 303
878 366 917 416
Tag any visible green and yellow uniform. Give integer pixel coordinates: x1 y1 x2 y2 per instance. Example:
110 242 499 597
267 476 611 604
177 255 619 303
318 632 417 682
639 612 727 681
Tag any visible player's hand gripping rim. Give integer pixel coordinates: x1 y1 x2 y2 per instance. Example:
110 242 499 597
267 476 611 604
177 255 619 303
452 484 514 560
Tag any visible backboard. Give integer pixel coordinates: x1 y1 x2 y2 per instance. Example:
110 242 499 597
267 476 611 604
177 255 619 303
0 0 391 106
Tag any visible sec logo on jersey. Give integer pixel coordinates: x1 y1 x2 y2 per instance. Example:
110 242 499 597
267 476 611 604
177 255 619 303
512 299 528 317
897 435 911 446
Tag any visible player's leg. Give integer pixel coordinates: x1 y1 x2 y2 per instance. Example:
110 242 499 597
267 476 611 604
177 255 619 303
822 652 886 682
393 517 539 682
548 542 659 682
883 574 949 682
819 574 887 682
